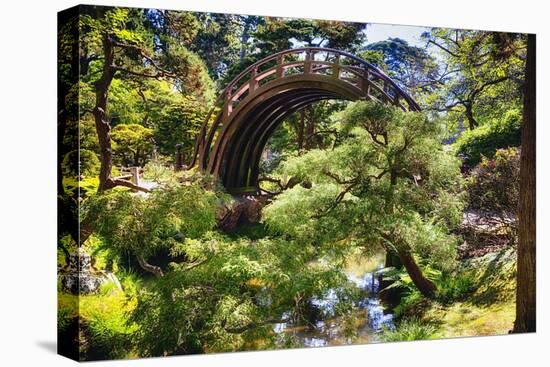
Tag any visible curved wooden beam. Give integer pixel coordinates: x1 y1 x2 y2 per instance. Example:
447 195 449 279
188 47 421 193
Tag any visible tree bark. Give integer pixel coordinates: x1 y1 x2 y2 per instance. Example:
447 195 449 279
397 247 437 298
379 250 403 304
383 168 437 299
297 109 305 151
464 103 478 130
304 106 316 149
93 34 116 192
513 33 536 333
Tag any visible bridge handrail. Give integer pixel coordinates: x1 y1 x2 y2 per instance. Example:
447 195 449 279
188 47 420 168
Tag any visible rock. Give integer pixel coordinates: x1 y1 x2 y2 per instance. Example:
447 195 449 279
59 248 117 295
216 195 267 232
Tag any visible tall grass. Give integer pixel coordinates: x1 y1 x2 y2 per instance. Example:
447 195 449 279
381 318 437 342
436 271 477 303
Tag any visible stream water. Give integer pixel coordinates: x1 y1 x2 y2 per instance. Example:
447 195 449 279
272 254 395 347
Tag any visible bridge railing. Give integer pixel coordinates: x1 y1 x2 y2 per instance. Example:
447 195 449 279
189 47 420 170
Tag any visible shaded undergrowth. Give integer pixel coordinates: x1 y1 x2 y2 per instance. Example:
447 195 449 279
383 248 516 341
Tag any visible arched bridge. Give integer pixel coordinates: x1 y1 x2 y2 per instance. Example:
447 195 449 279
189 47 420 194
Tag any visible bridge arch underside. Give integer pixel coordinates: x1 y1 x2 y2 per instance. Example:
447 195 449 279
211 77 366 193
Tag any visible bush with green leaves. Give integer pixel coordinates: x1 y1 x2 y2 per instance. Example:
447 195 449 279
381 318 437 342
454 108 521 166
435 271 477 303
466 147 519 214
129 234 354 356
111 123 155 167
264 101 465 297
61 149 100 177
463 147 519 248
150 94 209 160
85 180 226 276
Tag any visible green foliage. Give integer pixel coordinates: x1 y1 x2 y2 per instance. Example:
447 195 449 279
264 183 345 243
62 176 100 198
384 263 476 307
58 291 138 360
62 149 100 177
381 264 440 296
365 38 440 96
81 293 137 360
465 147 519 213
57 306 73 333
149 93 208 159
141 160 177 183
107 79 148 126
75 6 215 169
130 234 352 356
264 101 465 273
382 318 437 342
254 18 365 54
86 180 223 263
117 269 143 297
435 271 477 303
190 13 244 79
391 291 424 319
455 109 521 166
422 29 525 131
159 39 216 102
111 123 155 167
164 11 201 45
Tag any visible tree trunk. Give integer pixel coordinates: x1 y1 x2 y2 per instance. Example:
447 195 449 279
397 248 437 298
93 35 116 192
383 169 437 299
464 103 478 130
513 33 536 333
297 109 305 151
379 250 403 304
305 106 316 149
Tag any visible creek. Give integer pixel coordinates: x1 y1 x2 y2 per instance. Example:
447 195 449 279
272 253 395 347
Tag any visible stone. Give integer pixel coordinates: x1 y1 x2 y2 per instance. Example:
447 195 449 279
59 248 115 295
216 195 267 232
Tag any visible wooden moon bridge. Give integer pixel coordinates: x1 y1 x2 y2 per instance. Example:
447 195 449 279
189 47 421 194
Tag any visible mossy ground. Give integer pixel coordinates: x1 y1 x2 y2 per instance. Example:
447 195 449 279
58 280 139 360
394 248 517 339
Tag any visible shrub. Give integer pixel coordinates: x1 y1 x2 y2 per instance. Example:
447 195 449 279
392 291 424 319
61 149 100 177
82 294 138 360
111 123 155 167
381 318 437 342
57 306 73 332
85 181 225 276
435 271 477 303
455 109 521 166
466 147 519 214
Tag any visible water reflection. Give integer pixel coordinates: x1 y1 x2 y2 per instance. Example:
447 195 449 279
273 258 394 347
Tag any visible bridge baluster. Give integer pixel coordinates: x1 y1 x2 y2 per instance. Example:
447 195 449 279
360 67 371 95
333 54 340 79
304 50 312 74
223 89 233 120
249 67 258 93
276 54 284 78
